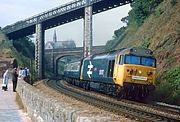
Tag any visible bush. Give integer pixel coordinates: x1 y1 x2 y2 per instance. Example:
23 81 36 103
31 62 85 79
170 0 177 6
152 66 180 105
162 66 180 90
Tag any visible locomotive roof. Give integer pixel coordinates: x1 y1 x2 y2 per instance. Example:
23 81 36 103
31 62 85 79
120 47 154 57
83 48 124 61
83 47 154 61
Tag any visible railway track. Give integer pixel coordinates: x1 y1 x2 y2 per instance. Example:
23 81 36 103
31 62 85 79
45 79 180 122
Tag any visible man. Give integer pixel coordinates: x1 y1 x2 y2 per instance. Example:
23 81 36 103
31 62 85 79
12 68 18 92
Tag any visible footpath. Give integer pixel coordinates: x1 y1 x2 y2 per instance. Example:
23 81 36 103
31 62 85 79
0 79 31 122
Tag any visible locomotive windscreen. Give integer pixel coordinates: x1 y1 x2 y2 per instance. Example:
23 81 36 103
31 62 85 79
124 55 156 67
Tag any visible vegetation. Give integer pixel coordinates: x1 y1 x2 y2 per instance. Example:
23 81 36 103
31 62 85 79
129 0 163 26
0 39 13 58
0 31 37 81
139 39 150 49
170 0 177 6
13 37 35 59
105 0 163 51
152 67 180 105
12 37 37 80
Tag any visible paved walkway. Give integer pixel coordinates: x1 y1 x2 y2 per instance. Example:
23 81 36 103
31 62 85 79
0 79 31 122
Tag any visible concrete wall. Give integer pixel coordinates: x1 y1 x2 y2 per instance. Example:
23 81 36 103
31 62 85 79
17 80 120 122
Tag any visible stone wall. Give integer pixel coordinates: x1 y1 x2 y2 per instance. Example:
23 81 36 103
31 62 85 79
17 80 120 122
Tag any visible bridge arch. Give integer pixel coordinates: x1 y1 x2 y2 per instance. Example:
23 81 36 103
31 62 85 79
55 54 83 76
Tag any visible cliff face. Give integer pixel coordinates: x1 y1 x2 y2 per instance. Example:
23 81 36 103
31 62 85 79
116 0 180 79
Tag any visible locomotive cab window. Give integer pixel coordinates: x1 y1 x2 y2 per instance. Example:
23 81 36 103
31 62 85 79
125 55 140 65
141 57 156 67
125 55 156 67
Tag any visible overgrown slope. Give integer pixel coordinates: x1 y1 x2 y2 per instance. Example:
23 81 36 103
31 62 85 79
0 31 32 67
112 0 180 105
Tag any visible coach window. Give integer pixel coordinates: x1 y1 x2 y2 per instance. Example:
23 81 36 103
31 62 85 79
119 55 124 65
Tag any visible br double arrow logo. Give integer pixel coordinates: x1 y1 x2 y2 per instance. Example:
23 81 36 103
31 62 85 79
87 61 93 78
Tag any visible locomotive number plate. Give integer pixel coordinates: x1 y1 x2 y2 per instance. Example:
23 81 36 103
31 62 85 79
132 76 147 81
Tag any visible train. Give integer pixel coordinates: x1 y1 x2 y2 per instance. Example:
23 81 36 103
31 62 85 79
63 47 156 99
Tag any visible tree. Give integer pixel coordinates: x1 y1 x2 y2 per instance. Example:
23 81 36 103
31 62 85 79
121 16 129 25
13 37 35 59
128 0 163 26
114 26 126 38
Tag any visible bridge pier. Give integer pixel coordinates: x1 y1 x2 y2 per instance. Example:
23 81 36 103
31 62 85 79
83 0 93 57
35 23 45 79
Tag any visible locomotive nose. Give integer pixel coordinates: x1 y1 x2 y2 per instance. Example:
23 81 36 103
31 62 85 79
124 65 156 85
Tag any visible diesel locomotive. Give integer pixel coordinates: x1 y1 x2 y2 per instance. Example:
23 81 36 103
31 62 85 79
64 47 156 99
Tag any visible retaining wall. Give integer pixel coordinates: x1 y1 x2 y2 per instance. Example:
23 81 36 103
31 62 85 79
17 80 120 122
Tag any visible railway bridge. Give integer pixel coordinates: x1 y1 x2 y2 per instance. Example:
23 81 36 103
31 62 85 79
2 0 133 79
45 46 105 74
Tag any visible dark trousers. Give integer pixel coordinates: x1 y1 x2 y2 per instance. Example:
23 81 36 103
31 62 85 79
12 80 17 91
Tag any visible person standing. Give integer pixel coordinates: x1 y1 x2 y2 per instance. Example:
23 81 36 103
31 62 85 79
12 68 18 92
2 69 9 91
18 68 23 79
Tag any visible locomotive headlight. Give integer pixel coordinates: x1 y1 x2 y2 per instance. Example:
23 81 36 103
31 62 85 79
139 70 142 74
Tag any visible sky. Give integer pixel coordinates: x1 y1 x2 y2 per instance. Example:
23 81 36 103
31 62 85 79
0 0 131 47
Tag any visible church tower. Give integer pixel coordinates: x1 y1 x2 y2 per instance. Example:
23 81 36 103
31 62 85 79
53 30 57 43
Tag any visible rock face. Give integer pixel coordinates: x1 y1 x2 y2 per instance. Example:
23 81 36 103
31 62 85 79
17 80 130 122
